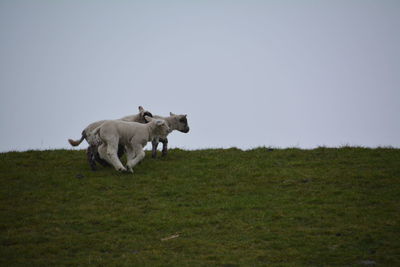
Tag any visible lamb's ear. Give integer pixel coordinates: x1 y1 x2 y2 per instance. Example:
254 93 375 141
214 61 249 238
170 112 176 116
145 115 153 122
138 106 144 113
156 120 165 126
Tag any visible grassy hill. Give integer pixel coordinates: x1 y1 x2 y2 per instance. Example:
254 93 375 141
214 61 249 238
1 147 399 266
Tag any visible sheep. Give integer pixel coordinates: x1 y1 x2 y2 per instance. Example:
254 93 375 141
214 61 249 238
93 116 170 173
151 112 190 158
68 106 153 170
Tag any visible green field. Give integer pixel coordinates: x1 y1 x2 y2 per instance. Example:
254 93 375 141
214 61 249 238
1 147 399 266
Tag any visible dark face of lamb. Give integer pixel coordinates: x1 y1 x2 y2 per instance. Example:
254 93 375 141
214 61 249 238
143 111 153 123
177 115 190 133
138 106 153 123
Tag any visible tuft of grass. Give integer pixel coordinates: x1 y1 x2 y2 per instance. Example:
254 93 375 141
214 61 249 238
0 147 399 266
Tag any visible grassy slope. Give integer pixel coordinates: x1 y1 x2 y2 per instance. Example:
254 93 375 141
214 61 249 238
0 148 399 266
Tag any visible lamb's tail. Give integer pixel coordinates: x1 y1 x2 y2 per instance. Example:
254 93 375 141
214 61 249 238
68 131 86 147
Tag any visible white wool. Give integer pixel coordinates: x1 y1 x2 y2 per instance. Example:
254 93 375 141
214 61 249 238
93 117 169 173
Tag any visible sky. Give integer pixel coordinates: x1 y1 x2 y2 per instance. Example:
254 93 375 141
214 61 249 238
0 0 399 152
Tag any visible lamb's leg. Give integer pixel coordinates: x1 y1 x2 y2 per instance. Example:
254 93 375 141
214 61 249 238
93 145 110 167
107 144 127 172
160 137 168 157
99 142 126 172
151 139 159 158
86 146 97 171
126 145 145 173
125 146 136 173
97 144 109 164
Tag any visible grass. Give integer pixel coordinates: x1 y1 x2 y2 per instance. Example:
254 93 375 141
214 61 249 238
0 147 399 266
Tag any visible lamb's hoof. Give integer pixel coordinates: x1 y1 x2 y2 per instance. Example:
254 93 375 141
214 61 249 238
117 167 127 172
127 168 134 174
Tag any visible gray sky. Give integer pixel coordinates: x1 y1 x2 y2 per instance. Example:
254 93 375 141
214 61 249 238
1 0 399 152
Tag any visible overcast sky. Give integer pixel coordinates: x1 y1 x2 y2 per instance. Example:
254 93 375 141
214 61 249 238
1 0 399 152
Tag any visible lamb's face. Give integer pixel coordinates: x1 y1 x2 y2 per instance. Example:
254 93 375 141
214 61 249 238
175 115 190 133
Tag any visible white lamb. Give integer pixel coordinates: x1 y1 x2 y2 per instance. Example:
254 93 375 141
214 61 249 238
151 112 190 158
92 116 170 173
68 106 153 170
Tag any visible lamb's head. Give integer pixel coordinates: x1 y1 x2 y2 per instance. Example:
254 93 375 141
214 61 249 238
138 106 153 123
169 112 190 133
145 116 170 138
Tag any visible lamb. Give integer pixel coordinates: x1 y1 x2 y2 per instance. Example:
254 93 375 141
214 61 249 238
93 116 170 173
68 106 153 170
151 112 190 158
